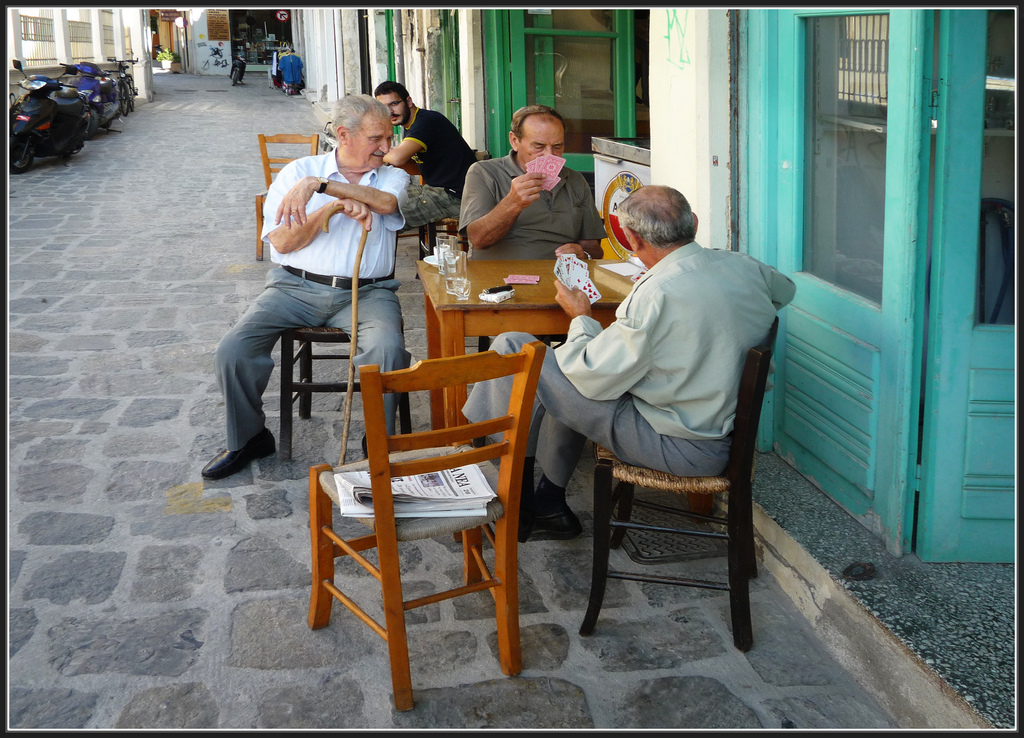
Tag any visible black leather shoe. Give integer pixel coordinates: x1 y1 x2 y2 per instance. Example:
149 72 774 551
519 507 582 542
201 428 276 480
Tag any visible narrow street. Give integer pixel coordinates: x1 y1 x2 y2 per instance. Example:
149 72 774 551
5 70 1002 729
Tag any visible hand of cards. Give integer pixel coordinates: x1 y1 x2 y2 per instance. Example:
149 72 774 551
554 254 602 303
525 154 565 191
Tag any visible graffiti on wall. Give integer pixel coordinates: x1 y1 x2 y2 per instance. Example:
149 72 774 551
197 40 230 72
665 9 691 70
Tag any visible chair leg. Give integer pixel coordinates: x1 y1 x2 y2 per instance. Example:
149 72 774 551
580 458 615 636
609 480 634 550
308 465 335 629
461 527 485 584
491 516 523 676
398 392 412 435
727 480 754 651
378 533 414 711
298 338 313 419
279 331 294 461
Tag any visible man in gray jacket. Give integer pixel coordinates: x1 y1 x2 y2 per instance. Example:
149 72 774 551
463 185 795 541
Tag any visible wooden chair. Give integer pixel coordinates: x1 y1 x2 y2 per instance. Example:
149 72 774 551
278 325 412 460
579 318 779 652
256 133 320 261
308 341 545 710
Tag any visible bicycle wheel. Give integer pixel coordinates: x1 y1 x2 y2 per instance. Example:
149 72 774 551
125 75 135 113
118 79 130 117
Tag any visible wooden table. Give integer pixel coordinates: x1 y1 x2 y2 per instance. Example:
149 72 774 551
418 258 637 429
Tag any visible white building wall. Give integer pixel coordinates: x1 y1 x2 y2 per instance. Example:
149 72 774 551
649 9 733 251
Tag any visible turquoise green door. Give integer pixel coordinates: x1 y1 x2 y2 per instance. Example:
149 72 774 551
753 10 928 555
916 9 1015 562
483 9 637 172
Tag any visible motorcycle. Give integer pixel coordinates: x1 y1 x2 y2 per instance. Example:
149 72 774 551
230 54 247 86
69 61 120 140
10 59 91 174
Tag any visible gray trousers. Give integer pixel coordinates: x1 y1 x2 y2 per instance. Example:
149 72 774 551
463 332 731 488
214 268 411 450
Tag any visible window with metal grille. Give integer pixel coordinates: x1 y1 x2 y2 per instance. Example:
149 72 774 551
838 14 889 116
21 14 53 42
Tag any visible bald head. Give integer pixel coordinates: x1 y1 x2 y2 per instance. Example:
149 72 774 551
617 186 697 248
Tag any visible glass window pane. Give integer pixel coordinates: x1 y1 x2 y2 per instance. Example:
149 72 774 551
526 35 614 154
977 9 1015 325
803 14 889 303
524 9 613 32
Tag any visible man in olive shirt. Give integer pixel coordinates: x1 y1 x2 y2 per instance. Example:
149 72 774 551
459 104 605 261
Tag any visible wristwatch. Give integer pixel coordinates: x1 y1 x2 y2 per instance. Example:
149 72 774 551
316 177 330 194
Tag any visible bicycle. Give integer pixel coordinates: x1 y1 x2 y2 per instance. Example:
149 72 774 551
108 58 138 116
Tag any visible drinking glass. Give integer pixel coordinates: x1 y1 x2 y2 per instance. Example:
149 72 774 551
443 249 464 295
453 277 471 300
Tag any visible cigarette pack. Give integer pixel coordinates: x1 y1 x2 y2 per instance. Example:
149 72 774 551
479 288 515 303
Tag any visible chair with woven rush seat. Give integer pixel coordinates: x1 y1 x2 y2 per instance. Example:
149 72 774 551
307 341 545 710
255 133 319 261
579 318 778 652
278 325 412 460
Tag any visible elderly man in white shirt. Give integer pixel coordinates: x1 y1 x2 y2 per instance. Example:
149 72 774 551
202 94 411 481
463 185 795 542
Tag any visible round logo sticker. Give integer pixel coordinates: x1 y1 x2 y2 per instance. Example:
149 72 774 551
276 10 289 21
602 172 643 259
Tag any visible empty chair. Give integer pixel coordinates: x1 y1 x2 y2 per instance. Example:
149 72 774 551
307 341 545 710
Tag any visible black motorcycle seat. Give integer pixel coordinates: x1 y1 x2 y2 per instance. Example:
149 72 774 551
55 87 80 99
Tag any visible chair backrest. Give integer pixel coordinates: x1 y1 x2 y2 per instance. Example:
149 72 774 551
357 343 546 519
258 133 320 189
724 317 779 486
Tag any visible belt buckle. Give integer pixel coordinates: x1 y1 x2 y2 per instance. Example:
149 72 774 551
331 276 346 289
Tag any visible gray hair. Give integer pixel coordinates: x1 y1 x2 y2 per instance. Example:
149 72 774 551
616 186 697 248
330 94 390 134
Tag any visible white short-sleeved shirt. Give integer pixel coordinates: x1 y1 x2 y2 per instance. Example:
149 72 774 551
261 153 409 279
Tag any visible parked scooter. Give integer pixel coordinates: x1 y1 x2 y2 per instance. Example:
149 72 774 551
70 61 120 140
10 60 91 174
230 54 247 86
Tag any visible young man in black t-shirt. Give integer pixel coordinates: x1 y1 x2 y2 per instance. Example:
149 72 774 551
374 81 478 228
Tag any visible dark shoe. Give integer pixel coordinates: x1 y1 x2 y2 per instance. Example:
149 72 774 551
201 428 275 480
519 507 582 542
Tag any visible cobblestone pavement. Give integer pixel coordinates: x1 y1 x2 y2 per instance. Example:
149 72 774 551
8 71 897 729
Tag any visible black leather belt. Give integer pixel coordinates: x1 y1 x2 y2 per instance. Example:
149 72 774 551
283 265 390 289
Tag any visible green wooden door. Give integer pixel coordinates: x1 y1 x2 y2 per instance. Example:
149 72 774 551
483 9 637 172
755 10 928 555
915 9 1016 562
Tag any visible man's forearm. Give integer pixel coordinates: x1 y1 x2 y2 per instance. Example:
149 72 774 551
324 180 397 215
268 202 335 254
465 198 523 250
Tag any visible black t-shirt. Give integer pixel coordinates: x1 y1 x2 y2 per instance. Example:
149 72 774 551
404 108 477 198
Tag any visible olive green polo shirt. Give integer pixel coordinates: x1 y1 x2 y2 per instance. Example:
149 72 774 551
459 154 606 260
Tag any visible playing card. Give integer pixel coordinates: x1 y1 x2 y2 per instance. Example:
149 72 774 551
554 255 602 303
526 154 565 191
504 274 541 284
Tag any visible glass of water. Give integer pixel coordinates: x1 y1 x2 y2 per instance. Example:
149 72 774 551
443 249 463 295
451 251 470 300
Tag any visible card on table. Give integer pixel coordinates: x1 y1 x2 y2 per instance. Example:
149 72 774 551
504 274 541 284
525 154 565 191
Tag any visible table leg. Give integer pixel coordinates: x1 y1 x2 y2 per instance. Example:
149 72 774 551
423 289 444 430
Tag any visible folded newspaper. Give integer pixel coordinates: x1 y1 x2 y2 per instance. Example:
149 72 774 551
334 463 496 518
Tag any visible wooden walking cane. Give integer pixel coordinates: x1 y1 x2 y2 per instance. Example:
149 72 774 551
320 202 369 466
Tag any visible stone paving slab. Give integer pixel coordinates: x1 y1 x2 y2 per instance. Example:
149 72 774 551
7 71 897 730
